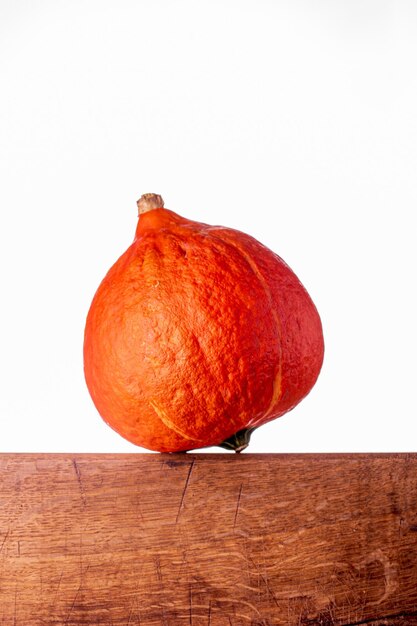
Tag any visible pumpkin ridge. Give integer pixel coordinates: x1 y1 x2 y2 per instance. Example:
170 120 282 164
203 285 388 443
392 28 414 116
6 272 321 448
207 230 283 420
149 232 237 439
176 234 242 435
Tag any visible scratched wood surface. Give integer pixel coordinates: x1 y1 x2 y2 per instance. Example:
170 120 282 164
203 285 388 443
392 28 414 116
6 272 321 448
1 454 417 625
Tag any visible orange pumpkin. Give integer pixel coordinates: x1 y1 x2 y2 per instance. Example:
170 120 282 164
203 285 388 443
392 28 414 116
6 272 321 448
83 193 324 452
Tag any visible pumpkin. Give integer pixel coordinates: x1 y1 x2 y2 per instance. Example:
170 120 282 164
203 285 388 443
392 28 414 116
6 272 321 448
83 193 324 452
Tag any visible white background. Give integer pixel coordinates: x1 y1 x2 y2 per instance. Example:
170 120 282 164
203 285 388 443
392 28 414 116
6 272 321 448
1 1 416 453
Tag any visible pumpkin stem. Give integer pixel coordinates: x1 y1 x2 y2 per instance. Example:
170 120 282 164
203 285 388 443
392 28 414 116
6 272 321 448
217 427 256 453
137 193 164 215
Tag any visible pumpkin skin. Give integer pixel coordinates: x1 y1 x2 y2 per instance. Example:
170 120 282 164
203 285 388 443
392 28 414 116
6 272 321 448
83 194 324 452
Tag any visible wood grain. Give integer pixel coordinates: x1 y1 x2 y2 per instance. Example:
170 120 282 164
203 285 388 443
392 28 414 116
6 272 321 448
1 453 417 625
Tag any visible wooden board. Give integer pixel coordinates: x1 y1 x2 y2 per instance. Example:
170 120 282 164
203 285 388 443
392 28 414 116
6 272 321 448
1 453 417 625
